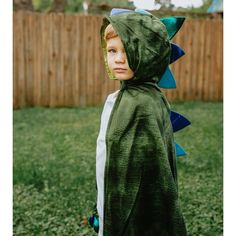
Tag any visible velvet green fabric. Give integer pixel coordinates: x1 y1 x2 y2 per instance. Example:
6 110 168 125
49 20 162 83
100 12 187 235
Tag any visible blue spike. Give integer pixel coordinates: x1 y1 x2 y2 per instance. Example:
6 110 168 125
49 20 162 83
88 215 99 233
160 17 185 40
170 43 185 64
110 8 133 16
88 216 94 227
175 142 187 157
158 67 176 89
170 111 191 132
93 216 99 228
135 8 152 15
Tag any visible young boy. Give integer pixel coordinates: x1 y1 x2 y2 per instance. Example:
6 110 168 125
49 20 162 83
93 10 187 236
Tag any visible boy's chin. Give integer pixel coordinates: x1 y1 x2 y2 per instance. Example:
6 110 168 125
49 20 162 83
114 74 133 81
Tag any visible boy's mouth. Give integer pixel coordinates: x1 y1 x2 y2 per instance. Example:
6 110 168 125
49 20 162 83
114 68 127 73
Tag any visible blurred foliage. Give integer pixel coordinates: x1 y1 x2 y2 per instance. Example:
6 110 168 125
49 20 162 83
32 0 54 12
65 0 133 13
13 102 223 235
20 0 216 14
31 0 133 13
176 0 213 13
92 0 132 6
189 0 213 13
65 0 83 13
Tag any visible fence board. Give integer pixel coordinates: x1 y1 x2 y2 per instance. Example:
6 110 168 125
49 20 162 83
77 16 83 106
64 14 74 106
80 16 87 107
13 12 223 108
86 16 94 106
72 15 79 106
15 12 26 107
196 20 205 100
25 13 34 106
13 13 18 108
191 19 198 100
218 20 223 100
35 14 42 105
56 14 65 106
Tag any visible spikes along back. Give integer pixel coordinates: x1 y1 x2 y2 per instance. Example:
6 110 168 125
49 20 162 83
157 67 176 89
170 43 185 64
170 111 191 133
160 17 185 40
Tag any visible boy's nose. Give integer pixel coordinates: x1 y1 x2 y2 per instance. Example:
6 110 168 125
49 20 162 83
115 52 125 64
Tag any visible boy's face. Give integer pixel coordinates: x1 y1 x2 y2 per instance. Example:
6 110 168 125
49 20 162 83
106 36 134 80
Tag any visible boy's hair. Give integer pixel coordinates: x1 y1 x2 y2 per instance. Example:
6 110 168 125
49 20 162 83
104 24 118 41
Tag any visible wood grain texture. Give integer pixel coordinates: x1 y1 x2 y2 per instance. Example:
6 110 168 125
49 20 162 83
13 12 223 108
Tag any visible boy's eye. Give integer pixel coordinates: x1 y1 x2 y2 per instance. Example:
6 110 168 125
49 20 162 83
107 48 116 53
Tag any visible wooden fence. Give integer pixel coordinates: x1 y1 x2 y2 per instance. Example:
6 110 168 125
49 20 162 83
13 11 223 108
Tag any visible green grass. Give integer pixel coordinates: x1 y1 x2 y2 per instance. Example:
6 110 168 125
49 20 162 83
13 102 223 235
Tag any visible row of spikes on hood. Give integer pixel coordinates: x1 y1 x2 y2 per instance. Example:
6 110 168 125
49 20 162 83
105 8 191 157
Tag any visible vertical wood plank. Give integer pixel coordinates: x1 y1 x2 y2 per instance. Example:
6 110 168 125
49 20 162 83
17 11 26 107
196 19 205 100
218 20 223 101
93 16 97 105
13 12 19 108
56 13 65 106
77 15 83 107
25 12 34 106
72 14 80 107
48 13 57 107
183 19 192 100
86 16 94 106
190 19 199 100
79 16 87 107
203 20 211 101
34 13 42 106
64 15 73 106
208 20 215 101
41 13 50 106
31 13 37 105
176 21 189 101
214 19 223 101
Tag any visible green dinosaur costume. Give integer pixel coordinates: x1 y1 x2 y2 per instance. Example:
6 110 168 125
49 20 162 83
96 11 187 236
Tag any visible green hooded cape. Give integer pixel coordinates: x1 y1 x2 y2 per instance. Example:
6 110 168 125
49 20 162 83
100 12 187 236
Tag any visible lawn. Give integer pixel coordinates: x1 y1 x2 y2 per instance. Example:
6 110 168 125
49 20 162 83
13 101 223 235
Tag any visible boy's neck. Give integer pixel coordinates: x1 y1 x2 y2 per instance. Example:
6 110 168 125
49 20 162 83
120 78 159 91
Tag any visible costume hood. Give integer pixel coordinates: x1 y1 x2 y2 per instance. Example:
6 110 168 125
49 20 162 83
100 12 171 84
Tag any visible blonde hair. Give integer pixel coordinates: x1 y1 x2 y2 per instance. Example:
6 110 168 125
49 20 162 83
104 24 118 41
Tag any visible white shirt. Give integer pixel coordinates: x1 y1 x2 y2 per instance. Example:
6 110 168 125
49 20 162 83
96 90 119 236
